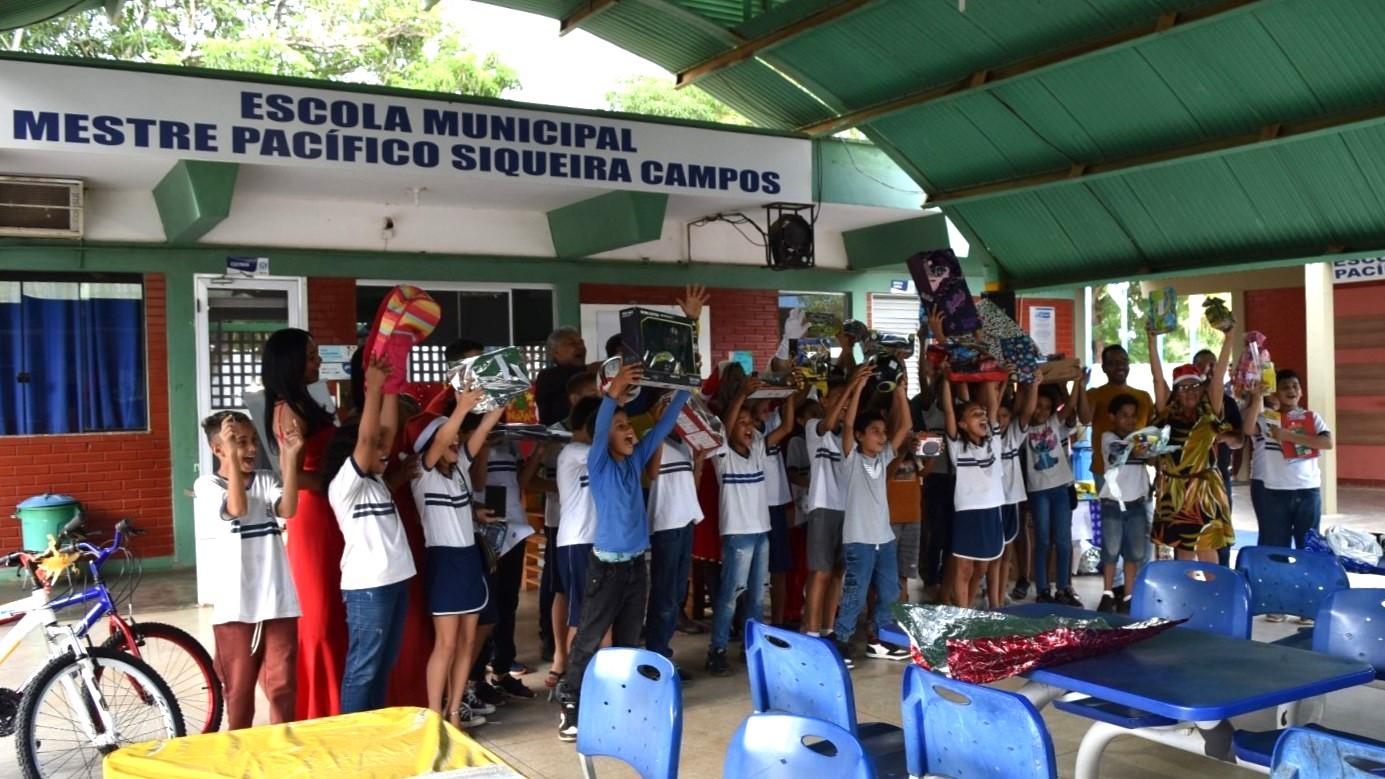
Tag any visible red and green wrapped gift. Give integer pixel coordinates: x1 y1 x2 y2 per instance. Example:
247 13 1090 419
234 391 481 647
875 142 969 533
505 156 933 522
889 603 1181 684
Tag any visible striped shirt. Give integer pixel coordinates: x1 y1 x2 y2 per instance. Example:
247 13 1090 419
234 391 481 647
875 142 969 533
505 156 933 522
193 472 299 625
948 427 1005 512
411 448 476 548
1000 419 1027 505
761 410 792 506
329 458 416 590
714 434 771 535
648 440 704 533
556 442 597 547
805 421 845 513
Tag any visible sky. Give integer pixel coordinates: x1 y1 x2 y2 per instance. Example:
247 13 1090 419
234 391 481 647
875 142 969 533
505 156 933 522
439 1 670 110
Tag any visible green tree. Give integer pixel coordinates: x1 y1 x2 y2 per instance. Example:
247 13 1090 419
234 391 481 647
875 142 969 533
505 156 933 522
7 0 520 97
1092 283 1231 366
605 75 748 125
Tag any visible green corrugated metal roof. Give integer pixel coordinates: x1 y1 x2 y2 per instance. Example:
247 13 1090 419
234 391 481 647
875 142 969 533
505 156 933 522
0 0 102 30
21 0 1385 286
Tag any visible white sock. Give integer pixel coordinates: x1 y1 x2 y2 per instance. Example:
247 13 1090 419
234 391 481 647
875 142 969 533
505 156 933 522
1102 589 1114 597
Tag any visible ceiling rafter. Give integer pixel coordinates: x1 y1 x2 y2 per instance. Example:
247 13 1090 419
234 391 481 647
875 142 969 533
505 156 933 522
795 0 1268 137
675 0 877 88
560 0 744 42
558 0 618 35
931 102 1385 207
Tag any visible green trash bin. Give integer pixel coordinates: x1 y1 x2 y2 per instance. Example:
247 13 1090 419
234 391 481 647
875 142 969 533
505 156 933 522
14 493 82 551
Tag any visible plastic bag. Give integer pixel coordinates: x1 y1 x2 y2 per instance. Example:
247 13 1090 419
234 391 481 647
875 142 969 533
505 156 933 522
1326 525 1383 569
1234 331 1268 396
889 603 1180 684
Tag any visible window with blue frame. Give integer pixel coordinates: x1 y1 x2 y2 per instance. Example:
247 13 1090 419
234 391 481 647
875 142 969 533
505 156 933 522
0 273 147 435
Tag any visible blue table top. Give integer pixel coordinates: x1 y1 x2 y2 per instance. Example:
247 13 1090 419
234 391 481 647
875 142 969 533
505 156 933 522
881 603 1375 721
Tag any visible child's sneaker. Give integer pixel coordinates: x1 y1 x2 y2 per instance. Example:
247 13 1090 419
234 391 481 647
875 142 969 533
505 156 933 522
1297 616 1315 627
455 703 486 730
832 637 858 669
495 674 536 700
1097 592 1118 613
473 679 507 708
1057 588 1084 608
1035 588 1056 604
705 647 732 677
464 683 497 716
1265 613 1288 623
1119 595 1133 615
864 640 910 661
557 700 578 742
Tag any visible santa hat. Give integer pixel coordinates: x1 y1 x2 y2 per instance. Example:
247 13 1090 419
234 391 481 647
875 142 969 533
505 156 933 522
404 412 448 454
1171 364 1205 386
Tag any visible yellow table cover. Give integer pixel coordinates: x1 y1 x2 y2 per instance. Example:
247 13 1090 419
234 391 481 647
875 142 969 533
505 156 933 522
103 706 523 778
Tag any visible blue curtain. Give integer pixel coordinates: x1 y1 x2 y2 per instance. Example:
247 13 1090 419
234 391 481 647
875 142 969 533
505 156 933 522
0 281 146 435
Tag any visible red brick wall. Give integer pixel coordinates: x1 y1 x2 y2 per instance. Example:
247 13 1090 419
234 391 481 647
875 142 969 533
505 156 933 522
1017 297 1076 357
1335 279 1385 485
307 277 358 346
0 275 173 557
580 284 782 372
1244 287 1309 404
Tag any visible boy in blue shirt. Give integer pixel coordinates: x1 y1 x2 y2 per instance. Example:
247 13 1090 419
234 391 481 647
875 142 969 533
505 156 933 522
558 362 689 742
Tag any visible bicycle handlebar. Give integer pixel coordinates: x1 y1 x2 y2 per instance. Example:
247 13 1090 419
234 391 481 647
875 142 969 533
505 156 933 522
3 517 143 572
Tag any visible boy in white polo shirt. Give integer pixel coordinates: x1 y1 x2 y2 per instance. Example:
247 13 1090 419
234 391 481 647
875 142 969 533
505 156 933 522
644 391 706 672
193 410 302 730
706 378 795 676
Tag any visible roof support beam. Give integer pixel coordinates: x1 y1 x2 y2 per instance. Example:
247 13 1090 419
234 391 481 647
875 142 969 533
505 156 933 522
931 102 1385 207
675 0 876 88
796 0 1266 136
559 0 618 35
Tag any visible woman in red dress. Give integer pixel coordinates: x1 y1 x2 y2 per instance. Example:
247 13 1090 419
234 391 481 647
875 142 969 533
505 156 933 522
262 328 346 721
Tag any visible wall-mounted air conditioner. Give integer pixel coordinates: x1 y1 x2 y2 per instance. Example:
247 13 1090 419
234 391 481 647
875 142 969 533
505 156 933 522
0 176 84 239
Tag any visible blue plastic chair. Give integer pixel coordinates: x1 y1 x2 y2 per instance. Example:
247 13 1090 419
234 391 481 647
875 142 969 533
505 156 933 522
723 713 874 779
577 647 681 779
744 620 906 775
1130 560 1253 639
1233 589 1385 767
901 664 1058 779
1269 726 1385 778
1235 546 1349 646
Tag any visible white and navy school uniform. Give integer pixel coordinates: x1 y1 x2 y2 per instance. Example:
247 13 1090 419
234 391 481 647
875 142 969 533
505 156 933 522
760 410 795 574
540 421 570 596
410 447 494 618
482 441 537 556
947 426 1005 561
328 459 417 591
999 419 1027 544
555 441 596 626
804 421 847 571
709 434 772 650
648 439 703 534
193 472 300 626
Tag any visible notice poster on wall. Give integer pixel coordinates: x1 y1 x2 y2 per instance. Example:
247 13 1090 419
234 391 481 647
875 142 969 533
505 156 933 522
318 344 356 381
1028 306 1056 356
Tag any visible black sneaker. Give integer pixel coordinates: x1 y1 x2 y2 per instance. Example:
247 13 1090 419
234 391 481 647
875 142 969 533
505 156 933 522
495 674 536 700
1035 588 1056 604
557 700 578 742
676 666 694 684
1118 596 1132 615
1097 593 1118 613
832 638 858 670
1058 588 1084 608
1009 579 1031 601
472 679 507 708
705 648 732 677
864 640 910 661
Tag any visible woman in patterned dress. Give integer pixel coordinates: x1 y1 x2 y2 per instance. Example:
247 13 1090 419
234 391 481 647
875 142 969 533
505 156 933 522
1147 326 1235 562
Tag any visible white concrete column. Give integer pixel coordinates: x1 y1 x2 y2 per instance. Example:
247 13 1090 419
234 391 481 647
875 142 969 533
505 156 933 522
1304 262 1338 515
1079 285 1093 368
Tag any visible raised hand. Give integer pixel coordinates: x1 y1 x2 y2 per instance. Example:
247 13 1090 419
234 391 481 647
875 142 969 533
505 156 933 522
219 413 242 452
740 377 766 398
609 362 644 399
454 386 487 416
280 416 304 460
365 354 391 392
677 284 710 320
927 307 946 342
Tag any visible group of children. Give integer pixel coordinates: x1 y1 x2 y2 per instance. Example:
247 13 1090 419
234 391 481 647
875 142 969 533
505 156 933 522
194 292 1332 742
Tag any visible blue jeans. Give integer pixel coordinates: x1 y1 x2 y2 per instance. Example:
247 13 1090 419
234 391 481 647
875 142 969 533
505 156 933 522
835 541 900 641
1258 487 1321 549
711 533 768 651
1030 486 1073 591
646 523 695 659
340 579 409 714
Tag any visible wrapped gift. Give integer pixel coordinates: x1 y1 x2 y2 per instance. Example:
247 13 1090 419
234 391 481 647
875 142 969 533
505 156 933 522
1260 355 1277 395
976 298 1043 383
497 423 572 444
673 393 725 456
1234 331 1268 395
504 384 540 424
447 347 531 414
890 603 1181 684
1202 296 1235 332
1039 358 1083 384
1279 408 1320 462
1144 287 1179 335
619 307 700 390
907 249 981 335
748 372 799 400
926 339 1008 383
363 285 441 394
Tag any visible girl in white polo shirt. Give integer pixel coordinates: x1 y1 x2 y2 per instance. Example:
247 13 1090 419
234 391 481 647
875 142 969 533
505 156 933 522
406 384 503 729
940 372 1005 611
321 355 416 715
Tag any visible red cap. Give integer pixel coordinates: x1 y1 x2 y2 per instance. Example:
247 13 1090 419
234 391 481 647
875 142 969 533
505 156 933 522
404 412 448 454
1171 364 1205 386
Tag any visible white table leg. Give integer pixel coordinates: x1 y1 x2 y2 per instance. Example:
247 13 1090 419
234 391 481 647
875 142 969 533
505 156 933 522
1074 722 1127 779
1014 680 1066 709
1073 720 1242 779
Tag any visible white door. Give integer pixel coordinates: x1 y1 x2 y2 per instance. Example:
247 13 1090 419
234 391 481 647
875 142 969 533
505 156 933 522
869 292 922 389
192 275 305 604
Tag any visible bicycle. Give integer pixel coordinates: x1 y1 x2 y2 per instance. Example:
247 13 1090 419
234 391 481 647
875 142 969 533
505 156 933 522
2 517 225 739
0 519 184 779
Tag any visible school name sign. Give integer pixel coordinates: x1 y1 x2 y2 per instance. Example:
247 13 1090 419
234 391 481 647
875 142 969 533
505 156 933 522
0 60 811 200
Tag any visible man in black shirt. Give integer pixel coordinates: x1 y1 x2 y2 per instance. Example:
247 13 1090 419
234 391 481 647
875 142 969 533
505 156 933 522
535 326 593 426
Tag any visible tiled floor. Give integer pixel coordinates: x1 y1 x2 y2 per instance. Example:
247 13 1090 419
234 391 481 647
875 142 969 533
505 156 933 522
1 484 1382 778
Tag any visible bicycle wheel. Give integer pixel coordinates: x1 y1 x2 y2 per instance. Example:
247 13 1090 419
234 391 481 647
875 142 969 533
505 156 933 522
15 647 183 779
103 621 224 734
